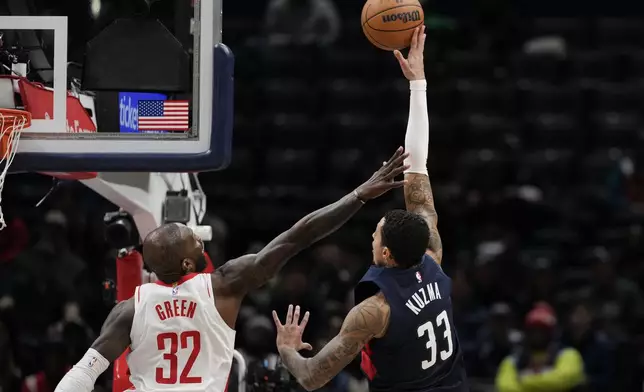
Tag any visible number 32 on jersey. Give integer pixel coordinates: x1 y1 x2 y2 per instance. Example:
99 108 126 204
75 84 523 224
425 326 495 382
417 310 454 369
156 331 202 384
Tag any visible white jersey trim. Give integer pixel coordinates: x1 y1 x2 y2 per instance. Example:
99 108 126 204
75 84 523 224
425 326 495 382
201 274 236 334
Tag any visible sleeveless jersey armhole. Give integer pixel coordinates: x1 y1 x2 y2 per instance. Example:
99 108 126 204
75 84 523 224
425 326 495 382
425 252 442 269
201 273 213 299
130 285 144 347
202 274 235 333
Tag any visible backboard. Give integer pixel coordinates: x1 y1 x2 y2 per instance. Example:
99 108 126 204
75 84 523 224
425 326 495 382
0 0 233 173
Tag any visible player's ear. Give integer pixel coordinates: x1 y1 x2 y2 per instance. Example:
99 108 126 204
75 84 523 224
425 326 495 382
181 258 195 273
382 247 392 263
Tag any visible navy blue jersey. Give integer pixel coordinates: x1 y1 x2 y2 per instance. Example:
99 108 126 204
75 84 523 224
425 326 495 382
355 254 468 392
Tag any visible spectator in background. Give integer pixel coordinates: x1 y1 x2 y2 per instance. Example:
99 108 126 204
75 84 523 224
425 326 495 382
0 208 29 305
452 267 488 373
269 266 325 344
518 258 559 315
47 302 94 363
0 321 21 392
312 244 356 303
562 301 616 392
473 303 521 379
21 342 69 392
495 302 585 392
238 315 276 365
579 247 644 339
10 210 88 337
263 0 340 46
0 212 29 265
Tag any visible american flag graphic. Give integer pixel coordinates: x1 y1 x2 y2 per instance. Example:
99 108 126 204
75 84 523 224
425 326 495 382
138 100 189 131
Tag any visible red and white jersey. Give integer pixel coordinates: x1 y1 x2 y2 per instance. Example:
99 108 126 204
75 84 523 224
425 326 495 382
127 273 235 392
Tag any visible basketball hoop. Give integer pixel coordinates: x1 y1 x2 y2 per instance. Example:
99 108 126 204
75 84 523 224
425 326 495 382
0 108 31 230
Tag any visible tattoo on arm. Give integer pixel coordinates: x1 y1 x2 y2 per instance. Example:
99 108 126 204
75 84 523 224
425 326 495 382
404 173 443 263
216 192 364 296
91 298 135 362
279 294 390 391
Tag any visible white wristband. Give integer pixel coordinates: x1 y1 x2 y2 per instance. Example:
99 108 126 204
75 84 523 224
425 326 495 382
410 79 427 91
54 348 110 392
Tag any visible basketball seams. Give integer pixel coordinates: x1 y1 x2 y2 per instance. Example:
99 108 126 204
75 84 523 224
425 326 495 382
361 0 424 51
367 20 424 33
362 24 393 50
361 2 370 25
361 3 392 50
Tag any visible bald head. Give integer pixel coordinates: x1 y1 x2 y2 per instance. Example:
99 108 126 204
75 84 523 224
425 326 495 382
143 223 206 284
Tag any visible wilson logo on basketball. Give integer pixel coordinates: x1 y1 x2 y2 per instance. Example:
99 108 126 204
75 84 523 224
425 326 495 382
381 10 421 24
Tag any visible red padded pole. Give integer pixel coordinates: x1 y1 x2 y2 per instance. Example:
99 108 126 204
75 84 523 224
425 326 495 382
113 250 142 392
204 252 215 273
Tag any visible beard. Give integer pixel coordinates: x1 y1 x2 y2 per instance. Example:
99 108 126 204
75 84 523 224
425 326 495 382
195 253 208 272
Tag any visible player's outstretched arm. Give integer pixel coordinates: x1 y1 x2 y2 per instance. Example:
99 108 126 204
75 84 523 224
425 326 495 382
214 148 409 297
394 26 443 264
273 294 390 391
54 298 135 392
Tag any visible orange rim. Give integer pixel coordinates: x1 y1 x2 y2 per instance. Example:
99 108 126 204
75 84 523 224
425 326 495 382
0 109 31 158
0 108 32 128
0 110 96 180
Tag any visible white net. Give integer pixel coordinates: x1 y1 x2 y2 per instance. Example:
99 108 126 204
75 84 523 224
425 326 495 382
0 111 27 230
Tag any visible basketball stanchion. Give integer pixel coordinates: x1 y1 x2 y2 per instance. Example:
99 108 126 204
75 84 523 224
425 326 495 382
0 108 31 230
113 248 143 392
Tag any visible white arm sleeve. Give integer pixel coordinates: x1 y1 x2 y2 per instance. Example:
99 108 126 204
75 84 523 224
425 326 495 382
404 79 429 175
54 348 110 392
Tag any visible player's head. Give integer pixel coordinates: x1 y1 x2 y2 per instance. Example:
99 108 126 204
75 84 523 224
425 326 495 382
372 209 429 268
142 223 207 284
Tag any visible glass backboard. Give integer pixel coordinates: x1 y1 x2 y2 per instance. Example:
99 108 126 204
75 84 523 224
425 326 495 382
0 0 233 172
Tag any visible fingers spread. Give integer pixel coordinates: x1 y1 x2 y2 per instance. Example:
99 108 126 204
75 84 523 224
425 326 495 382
299 311 310 329
390 151 410 169
419 25 426 49
285 304 294 325
272 310 282 328
384 147 404 167
393 50 404 62
388 180 407 189
293 305 301 325
382 151 409 177
394 50 411 72
387 163 410 179
411 26 419 48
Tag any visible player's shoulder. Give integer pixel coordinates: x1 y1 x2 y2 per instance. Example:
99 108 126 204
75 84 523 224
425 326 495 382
423 251 442 268
214 254 257 276
110 297 136 326
211 253 257 295
349 292 391 338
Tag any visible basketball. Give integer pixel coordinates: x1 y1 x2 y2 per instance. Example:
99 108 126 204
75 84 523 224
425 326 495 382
361 0 424 51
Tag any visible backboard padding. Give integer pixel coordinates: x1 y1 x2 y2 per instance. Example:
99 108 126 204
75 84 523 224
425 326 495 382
0 78 15 108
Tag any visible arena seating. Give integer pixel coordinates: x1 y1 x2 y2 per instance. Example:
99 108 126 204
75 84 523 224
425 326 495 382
203 16 644 388
205 15 644 262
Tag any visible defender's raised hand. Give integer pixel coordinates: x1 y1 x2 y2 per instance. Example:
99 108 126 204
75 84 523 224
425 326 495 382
355 147 410 201
393 25 426 81
273 305 313 352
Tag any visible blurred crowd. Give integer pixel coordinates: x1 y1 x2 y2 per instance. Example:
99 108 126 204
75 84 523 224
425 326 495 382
2 0 644 392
